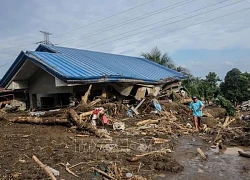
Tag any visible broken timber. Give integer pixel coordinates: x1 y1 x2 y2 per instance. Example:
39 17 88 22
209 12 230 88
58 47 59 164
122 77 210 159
68 109 111 138
136 117 166 126
81 84 92 104
32 155 57 180
197 148 207 160
131 98 146 115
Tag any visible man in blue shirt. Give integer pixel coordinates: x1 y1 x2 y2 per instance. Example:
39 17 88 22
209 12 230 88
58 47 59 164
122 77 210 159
189 96 204 132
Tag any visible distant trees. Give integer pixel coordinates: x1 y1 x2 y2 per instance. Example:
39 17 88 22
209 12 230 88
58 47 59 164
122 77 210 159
141 47 175 69
141 47 250 107
141 47 190 75
220 68 250 104
181 72 220 103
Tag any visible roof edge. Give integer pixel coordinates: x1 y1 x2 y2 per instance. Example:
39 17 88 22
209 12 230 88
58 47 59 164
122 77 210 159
35 44 58 53
0 51 27 87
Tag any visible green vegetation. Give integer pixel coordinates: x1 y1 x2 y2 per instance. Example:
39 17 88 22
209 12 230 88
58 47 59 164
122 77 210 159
141 47 250 116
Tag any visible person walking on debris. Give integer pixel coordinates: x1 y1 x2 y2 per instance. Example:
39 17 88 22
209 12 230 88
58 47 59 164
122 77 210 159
189 96 204 132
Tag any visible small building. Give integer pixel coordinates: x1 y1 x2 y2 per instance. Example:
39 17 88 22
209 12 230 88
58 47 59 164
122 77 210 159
0 45 184 109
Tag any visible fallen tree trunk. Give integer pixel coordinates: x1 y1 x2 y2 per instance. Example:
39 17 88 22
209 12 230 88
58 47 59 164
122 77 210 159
68 109 111 138
37 109 67 117
9 117 68 125
79 111 93 121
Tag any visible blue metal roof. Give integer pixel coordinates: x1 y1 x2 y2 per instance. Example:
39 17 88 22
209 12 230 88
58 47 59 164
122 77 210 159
0 45 184 86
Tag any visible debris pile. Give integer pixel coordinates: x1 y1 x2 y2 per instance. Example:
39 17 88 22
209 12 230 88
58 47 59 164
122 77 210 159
215 120 250 146
1 87 249 179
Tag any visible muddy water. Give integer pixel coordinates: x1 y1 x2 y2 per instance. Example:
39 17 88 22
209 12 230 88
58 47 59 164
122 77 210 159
158 135 250 180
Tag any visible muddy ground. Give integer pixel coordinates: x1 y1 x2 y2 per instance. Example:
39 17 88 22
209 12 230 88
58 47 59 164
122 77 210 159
0 118 183 180
0 102 250 180
1 118 249 180
164 136 250 180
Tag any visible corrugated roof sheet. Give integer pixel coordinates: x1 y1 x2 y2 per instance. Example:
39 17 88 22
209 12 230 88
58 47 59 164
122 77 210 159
32 45 184 82
1 45 184 86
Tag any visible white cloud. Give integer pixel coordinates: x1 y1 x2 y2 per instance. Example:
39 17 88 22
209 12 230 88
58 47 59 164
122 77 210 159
224 61 234 66
189 60 203 66
0 0 250 78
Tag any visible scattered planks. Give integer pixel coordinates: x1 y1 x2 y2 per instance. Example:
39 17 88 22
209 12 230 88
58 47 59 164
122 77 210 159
32 155 57 180
238 151 250 158
136 117 166 126
9 117 68 125
68 108 111 138
152 137 169 144
128 149 171 162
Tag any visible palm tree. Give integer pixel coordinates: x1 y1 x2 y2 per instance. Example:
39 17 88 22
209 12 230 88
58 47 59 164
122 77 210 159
176 66 191 76
141 47 176 69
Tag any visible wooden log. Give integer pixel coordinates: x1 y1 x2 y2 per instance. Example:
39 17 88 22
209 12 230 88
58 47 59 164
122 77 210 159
238 151 250 158
152 137 169 144
37 109 67 117
79 111 93 121
89 98 102 107
128 149 171 162
68 109 111 138
197 148 207 160
9 117 68 125
136 117 166 126
81 85 92 104
32 155 57 180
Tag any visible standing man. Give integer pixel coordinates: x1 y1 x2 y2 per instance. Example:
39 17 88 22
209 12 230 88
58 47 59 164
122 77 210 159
189 96 204 132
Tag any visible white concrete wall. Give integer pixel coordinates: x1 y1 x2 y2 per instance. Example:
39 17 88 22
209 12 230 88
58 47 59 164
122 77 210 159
29 68 73 108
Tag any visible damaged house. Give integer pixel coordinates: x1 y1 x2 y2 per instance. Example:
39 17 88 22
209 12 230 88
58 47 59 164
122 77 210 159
0 45 185 109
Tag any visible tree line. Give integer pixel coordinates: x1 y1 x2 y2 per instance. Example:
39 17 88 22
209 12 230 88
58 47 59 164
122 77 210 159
142 47 250 115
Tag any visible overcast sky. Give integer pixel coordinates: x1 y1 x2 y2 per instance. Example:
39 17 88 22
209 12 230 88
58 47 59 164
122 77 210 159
0 0 250 79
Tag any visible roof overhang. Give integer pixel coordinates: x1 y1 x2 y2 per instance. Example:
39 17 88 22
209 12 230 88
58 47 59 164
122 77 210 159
0 45 186 88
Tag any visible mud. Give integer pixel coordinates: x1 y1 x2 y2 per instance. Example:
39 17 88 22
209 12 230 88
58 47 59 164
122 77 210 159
159 135 250 180
1 103 249 179
0 118 182 179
